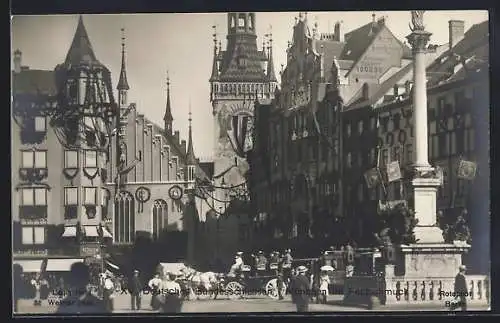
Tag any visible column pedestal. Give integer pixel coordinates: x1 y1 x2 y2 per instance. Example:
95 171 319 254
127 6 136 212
411 175 443 244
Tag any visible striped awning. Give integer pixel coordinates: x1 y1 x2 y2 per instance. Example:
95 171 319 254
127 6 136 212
62 226 77 237
84 226 98 237
46 258 83 272
14 260 44 273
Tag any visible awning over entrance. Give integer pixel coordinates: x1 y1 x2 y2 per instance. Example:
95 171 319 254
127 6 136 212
84 226 98 237
46 258 84 272
62 226 77 237
13 260 44 273
102 227 112 238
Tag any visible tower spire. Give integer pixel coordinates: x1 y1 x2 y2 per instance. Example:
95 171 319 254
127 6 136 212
65 15 99 66
267 27 277 82
186 99 196 165
117 28 130 91
163 71 173 134
210 25 219 82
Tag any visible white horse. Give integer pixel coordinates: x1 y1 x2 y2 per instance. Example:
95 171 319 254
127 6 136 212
179 267 224 300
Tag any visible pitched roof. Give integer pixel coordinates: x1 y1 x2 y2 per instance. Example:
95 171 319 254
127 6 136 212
12 69 57 95
64 16 101 67
340 22 380 62
314 39 346 70
218 36 268 82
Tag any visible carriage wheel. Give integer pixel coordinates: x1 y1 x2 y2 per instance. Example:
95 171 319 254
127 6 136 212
225 281 244 300
265 278 287 300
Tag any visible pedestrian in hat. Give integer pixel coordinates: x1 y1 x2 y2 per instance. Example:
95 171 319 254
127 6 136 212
160 272 183 313
453 265 468 311
129 270 143 311
290 266 311 312
148 273 163 310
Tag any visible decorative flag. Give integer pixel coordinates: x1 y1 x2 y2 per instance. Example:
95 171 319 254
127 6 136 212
386 161 402 183
457 159 477 180
364 167 381 189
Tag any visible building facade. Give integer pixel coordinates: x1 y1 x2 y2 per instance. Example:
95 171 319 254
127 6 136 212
12 16 208 273
249 14 489 267
249 14 416 256
192 12 278 267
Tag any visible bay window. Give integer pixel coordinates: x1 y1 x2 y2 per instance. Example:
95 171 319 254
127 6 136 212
22 226 45 245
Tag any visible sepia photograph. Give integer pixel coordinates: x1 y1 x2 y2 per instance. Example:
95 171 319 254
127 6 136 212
11 10 490 314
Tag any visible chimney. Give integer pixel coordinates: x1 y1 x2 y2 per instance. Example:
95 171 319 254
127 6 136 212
181 139 186 154
448 20 465 50
174 130 180 144
334 22 341 42
362 83 369 100
13 49 22 73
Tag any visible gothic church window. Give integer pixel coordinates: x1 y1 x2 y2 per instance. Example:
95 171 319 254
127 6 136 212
152 199 167 240
114 191 135 244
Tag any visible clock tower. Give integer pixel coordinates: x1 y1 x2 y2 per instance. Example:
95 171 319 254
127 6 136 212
209 12 277 210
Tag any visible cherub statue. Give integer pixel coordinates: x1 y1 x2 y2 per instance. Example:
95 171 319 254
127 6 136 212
410 11 425 32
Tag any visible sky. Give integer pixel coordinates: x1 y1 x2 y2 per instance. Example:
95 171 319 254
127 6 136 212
11 11 488 160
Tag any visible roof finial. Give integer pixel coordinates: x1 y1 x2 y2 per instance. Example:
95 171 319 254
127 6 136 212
299 12 303 20
121 28 125 53
188 99 192 124
167 70 170 90
212 25 217 49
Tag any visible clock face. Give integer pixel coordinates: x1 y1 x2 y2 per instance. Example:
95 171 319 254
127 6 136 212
169 185 183 200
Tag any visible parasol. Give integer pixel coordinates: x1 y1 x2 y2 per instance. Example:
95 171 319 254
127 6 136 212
320 265 334 271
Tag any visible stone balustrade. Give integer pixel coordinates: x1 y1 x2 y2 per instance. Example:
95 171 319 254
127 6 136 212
344 274 490 308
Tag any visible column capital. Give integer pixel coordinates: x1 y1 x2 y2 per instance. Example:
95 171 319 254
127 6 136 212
406 30 432 53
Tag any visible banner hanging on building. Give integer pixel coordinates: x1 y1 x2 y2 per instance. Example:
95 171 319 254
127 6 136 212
364 167 381 188
386 161 402 183
457 159 477 180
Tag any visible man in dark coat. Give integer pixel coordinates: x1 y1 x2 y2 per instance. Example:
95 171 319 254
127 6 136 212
55 263 107 314
291 265 311 312
129 270 143 311
454 265 468 311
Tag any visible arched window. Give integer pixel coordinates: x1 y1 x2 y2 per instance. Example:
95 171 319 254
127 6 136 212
114 191 135 243
152 199 168 239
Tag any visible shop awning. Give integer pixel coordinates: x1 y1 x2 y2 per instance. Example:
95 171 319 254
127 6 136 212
102 227 112 238
13 260 44 273
84 226 98 237
62 226 77 237
46 258 84 272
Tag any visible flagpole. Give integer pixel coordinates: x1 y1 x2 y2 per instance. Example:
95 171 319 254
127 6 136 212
376 144 387 199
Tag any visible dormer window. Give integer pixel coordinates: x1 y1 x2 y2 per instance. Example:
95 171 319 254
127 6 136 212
188 165 195 181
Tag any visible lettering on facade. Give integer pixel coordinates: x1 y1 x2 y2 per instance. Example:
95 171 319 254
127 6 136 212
80 244 100 257
20 218 48 225
14 249 48 256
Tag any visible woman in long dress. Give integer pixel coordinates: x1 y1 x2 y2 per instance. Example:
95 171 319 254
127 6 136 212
319 270 330 304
